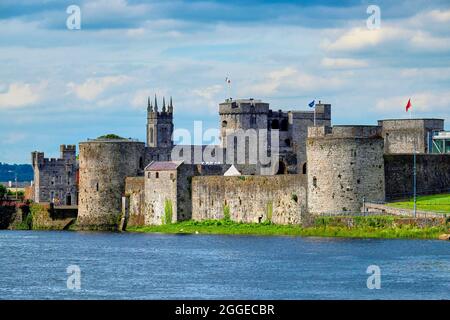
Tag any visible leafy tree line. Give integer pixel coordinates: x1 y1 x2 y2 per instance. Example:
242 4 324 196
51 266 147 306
0 184 6 199
0 163 33 182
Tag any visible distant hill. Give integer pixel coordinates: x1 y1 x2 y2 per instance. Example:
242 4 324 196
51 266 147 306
0 163 34 182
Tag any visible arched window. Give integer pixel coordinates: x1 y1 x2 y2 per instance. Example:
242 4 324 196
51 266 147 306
222 120 228 127
271 120 279 129
302 162 307 174
150 128 154 143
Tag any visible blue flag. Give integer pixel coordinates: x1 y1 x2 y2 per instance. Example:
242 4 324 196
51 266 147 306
308 100 315 108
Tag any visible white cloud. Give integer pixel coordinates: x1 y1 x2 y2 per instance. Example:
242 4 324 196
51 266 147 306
321 57 368 68
126 28 146 37
324 12 450 53
0 81 47 109
67 76 131 101
243 67 346 96
322 27 406 52
410 31 450 51
192 85 223 112
375 92 450 113
83 0 151 19
131 89 153 109
425 9 450 23
399 67 450 80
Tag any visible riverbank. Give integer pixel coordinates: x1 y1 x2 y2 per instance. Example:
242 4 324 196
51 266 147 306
127 217 449 240
386 193 450 213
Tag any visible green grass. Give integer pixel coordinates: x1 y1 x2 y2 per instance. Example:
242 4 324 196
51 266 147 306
127 218 448 240
387 193 450 213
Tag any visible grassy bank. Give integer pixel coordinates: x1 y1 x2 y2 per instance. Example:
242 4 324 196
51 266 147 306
127 217 449 240
387 193 450 213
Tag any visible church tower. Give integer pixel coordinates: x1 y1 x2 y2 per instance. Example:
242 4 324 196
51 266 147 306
147 94 174 148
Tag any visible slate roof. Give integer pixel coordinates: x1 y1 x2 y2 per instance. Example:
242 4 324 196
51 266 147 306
145 161 184 171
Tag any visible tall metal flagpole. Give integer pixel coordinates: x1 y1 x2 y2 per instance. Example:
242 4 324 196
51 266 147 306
226 77 231 100
413 143 417 217
409 99 417 217
314 106 316 126
314 100 317 126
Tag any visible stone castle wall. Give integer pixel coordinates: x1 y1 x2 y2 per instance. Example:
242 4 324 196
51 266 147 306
384 154 450 200
31 145 78 205
378 119 444 154
307 126 385 214
192 174 307 224
77 140 145 230
144 167 178 225
124 176 145 227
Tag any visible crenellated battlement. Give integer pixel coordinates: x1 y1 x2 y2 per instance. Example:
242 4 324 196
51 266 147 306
219 98 269 114
308 125 382 139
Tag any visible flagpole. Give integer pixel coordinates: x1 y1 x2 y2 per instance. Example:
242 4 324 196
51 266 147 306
409 98 417 218
314 106 316 126
225 77 231 100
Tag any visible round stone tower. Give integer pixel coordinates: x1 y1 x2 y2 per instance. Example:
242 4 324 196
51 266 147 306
307 125 385 214
77 138 145 230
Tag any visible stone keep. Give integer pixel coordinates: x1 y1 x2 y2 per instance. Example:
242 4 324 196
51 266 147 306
307 126 385 214
218 98 331 174
31 145 78 205
77 139 145 230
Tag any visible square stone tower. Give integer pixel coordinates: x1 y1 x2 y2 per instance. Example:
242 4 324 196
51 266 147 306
146 95 174 148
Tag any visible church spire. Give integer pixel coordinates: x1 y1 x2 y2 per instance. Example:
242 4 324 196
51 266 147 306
162 96 166 112
154 94 158 112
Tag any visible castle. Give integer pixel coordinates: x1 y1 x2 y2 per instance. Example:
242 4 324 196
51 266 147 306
31 145 78 205
31 96 450 230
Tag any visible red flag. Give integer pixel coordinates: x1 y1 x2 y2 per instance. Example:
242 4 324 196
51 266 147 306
405 98 412 112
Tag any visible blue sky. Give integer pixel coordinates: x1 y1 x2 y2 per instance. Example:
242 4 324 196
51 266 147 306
1 0 450 163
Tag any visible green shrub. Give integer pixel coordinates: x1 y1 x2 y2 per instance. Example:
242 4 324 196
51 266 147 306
97 134 124 140
0 184 6 199
164 199 173 224
223 205 231 221
266 201 273 222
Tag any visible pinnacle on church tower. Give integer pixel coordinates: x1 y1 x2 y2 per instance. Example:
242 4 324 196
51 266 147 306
169 96 173 113
162 97 166 112
147 96 153 112
154 94 158 112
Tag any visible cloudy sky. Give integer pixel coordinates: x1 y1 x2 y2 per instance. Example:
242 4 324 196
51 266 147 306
1 0 450 163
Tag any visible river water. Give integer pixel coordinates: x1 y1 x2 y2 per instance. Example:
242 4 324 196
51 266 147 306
0 230 448 299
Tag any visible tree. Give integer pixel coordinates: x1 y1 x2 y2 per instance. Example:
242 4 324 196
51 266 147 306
97 134 125 140
0 184 6 199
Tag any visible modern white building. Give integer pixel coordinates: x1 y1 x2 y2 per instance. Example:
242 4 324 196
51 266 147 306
432 131 450 154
